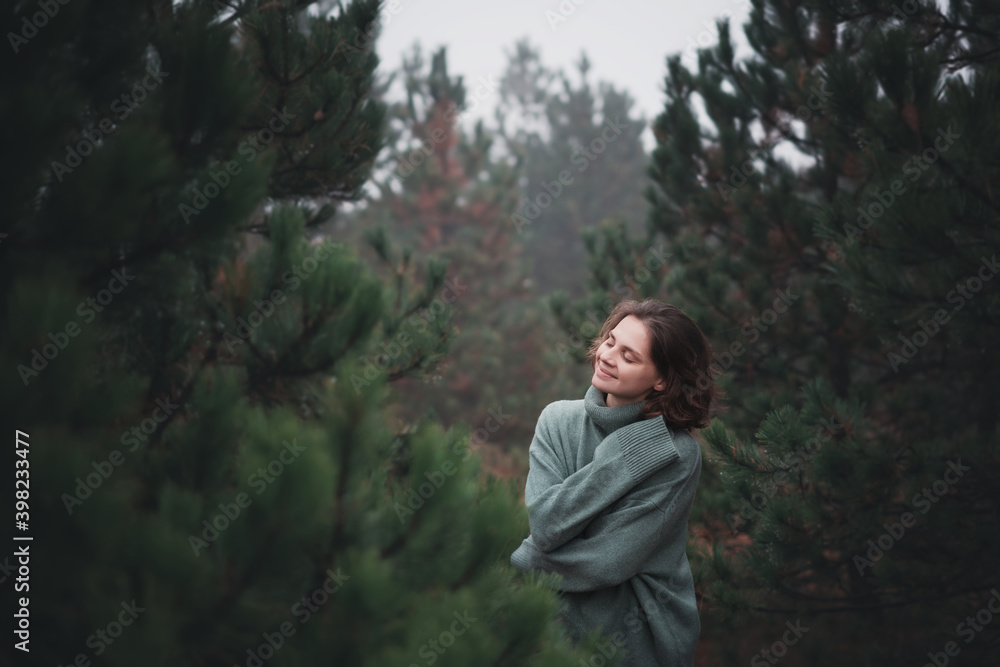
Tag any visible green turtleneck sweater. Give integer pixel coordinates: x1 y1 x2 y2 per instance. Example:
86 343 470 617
510 385 702 666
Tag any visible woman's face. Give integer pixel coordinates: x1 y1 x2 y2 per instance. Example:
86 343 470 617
592 315 666 407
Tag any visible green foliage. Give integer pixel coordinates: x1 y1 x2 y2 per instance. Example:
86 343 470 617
496 39 652 298
573 0 1000 663
2 2 599 664
337 42 584 453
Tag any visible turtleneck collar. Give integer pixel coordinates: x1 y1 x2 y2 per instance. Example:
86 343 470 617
584 384 647 434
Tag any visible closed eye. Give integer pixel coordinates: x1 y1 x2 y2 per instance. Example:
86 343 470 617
605 336 635 363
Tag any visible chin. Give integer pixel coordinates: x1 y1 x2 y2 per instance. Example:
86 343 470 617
591 371 613 391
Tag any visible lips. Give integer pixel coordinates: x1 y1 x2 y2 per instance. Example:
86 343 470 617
598 363 616 379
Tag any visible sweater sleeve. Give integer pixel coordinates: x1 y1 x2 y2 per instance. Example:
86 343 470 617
510 499 665 591
523 408 679 553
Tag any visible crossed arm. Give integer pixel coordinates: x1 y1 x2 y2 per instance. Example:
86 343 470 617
510 406 680 590
511 500 669 592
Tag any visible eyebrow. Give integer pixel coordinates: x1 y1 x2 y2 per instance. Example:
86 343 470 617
608 331 642 360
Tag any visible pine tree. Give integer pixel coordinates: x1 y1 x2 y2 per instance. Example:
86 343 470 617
496 39 651 299
564 1 1000 664
336 43 582 468
2 2 603 665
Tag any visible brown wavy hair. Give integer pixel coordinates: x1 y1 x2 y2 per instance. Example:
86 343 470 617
585 299 722 431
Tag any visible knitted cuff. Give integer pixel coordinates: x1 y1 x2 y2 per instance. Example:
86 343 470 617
510 540 536 572
614 416 679 483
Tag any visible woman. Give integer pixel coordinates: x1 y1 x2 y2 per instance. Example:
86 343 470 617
510 298 719 666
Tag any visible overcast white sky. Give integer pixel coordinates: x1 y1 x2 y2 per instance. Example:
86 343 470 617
372 0 755 149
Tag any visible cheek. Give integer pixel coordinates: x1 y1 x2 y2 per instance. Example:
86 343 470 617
632 364 654 382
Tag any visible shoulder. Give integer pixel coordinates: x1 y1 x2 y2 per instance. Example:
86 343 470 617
529 400 583 463
667 427 701 465
538 398 584 429
637 425 701 490
627 428 702 510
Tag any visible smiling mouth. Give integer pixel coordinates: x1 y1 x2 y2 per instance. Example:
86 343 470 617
598 364 616 379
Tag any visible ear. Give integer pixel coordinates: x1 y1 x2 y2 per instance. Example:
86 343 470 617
653 374 667 392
